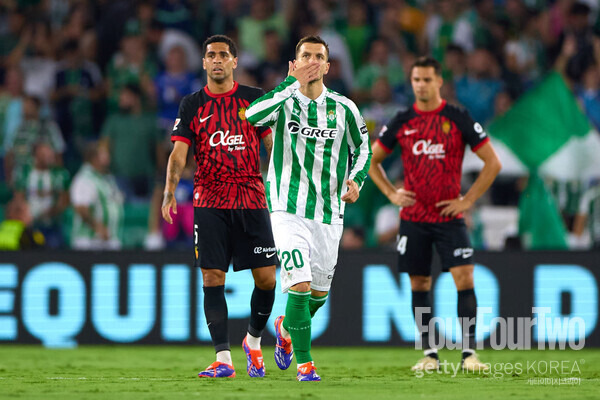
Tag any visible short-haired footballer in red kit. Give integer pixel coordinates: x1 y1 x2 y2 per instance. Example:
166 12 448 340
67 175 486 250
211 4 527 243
369 56 502 372
162 35 276 379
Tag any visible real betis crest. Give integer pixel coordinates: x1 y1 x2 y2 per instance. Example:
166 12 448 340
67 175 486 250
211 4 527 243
327 110 336 122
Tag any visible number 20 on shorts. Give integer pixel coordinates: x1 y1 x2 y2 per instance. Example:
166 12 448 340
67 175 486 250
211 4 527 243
279 249 304 271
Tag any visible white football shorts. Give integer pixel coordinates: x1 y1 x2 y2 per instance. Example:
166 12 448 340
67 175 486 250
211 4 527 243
270 211 344 293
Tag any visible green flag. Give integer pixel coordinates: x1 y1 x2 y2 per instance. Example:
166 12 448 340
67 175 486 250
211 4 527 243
488 72 600 249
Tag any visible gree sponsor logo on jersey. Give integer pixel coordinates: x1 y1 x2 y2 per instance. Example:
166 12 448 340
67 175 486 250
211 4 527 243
412 139 445 159
209 130 246 151
287 121 337 139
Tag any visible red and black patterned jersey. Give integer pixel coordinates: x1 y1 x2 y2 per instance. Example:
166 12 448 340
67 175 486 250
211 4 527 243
377 100 489 223
171 82 271 209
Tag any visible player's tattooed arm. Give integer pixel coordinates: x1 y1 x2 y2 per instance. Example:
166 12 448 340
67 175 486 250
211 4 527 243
162 141 189 224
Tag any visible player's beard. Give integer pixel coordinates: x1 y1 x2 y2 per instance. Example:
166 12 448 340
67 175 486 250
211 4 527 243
209 69 230 83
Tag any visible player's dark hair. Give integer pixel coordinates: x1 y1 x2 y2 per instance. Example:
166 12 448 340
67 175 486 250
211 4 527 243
295 35 329 60
202 35 238 58
410 56 442 77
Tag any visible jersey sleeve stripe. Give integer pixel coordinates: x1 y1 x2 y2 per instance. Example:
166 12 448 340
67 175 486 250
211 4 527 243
259 127 272 138
171 136 191 146
471 136 490 153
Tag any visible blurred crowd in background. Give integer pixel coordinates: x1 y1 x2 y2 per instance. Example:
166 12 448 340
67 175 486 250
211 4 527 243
0 0 599 251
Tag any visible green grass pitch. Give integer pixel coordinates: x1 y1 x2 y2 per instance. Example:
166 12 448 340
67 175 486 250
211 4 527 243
1 345 599 399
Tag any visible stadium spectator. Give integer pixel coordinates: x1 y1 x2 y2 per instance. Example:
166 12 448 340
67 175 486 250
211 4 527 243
361 76 403 138
13 141 69 248
354 38 406 105
51 39 104 170
105 20 157 114
374 203 400 248
574 38 600 130
6 19 57 103
341 225 366 250
0 9 25 71
4 95 65 185
0 66 25 180
146 18 202 72
504 9 547 88
444 44 467 81
340 1 374 72
238 0 289 64
155 0 195 34
0 196 45 250
70 141 123 250
154 45 202 133
101 84 162 201
572 179 600 249
424 0 474 62
455 48 504 125
251 29 287 91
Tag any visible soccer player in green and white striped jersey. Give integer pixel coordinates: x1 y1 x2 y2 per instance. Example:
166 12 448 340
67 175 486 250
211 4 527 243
246 35 372 381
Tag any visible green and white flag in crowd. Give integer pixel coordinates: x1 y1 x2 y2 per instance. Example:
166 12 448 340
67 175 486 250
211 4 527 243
487 71 600 249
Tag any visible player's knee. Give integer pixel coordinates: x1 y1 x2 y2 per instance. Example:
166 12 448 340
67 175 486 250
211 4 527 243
410 275 432 291
201 269 226 287
452 268 474 290
254 275 276 290
290 282 311 292
252 266 276 290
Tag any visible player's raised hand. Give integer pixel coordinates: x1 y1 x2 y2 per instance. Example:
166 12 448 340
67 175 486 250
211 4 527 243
341 180 360 203
161 192 178 224
388 188 416 207
436 196 473 217
289 61 321 86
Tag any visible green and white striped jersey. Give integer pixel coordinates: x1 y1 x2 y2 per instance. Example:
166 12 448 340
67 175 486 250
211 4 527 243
14 164 69 226
246 76 372 225
70 164 123 244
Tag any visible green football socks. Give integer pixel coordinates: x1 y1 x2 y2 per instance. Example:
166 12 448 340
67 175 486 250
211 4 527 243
283 290 312 364
309 293 328 318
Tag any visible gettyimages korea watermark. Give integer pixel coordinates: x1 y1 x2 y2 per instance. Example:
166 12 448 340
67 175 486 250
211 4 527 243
414 359 584 381
413 307 586 351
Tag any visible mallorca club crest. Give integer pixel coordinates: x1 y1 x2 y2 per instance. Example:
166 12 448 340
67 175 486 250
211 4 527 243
327 110 336 122
442 120 451 134
238 107 247 120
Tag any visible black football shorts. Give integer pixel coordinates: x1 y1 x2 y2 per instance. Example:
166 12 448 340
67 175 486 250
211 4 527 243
193 207 278 271
397 218 474 276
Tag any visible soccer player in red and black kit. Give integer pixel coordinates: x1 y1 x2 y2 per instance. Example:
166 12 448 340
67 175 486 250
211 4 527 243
369 57 502 372
162 35 276 378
